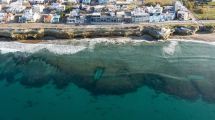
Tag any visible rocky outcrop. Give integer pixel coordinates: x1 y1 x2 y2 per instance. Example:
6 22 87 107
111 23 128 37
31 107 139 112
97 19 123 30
142 26 172 40
0 24 203 40
0 26 141 40
12 29 45 40
199 25 215 33
173 26 199 35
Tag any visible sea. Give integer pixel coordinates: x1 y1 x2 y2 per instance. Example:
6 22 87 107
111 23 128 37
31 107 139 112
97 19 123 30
0 38 215 120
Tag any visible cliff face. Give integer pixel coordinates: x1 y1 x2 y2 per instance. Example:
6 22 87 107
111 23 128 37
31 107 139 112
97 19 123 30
0 24 200 40
0 26 141 40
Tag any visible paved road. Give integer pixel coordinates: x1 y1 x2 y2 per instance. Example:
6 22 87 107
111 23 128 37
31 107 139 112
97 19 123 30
0 20 214 29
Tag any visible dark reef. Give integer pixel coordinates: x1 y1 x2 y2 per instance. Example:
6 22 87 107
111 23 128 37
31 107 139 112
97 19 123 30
1 51 215 104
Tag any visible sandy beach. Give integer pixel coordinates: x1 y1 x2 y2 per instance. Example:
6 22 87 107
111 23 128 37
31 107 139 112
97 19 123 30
171 33 215 42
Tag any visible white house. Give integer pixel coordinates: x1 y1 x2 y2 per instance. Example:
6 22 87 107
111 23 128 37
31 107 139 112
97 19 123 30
32 4 45 13
61 0 78 3
163 6 176 21
175 1 187 11
174 1 190 20
67 9 85 24
131 8 150 22
177 10 189 20
145 4 163 14
50 3 66 11
67 15 85 24
51 14 61 23
149 14 164 22
7 1 26 13
154 4 163 13
163 12 175 21
132 13 150 22
29 0 45 4
19 9 41 23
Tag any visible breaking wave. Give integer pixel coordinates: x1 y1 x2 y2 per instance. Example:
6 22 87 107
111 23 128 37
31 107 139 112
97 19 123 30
0 41 87 55
162 41 179 56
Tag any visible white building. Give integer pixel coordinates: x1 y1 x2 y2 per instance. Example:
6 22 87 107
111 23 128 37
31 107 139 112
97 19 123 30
174 1 190 20
29 0 45 4
19 9 41 23
149 14 164 22
32 4 45 13
50 3 66 11
67 16 85 24
61 0 78 3
163 12 175 21
163 6 176 21
131 8 150 22
67 9 85 24
146 4 163 14
175 1 187 11
7 1 26 13
177 11 189 20
132 13 150 22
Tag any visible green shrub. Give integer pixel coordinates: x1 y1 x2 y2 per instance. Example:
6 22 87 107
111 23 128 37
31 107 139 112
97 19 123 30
198 8 207 14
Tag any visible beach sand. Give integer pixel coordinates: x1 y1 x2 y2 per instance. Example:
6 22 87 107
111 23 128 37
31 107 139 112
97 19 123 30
171 33 215 42
17 40 44 44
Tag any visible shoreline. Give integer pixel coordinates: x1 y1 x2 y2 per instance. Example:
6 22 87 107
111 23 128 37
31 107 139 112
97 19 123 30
0 23 214 42
171 33 215 42
1 32 215 45
0 23 199 40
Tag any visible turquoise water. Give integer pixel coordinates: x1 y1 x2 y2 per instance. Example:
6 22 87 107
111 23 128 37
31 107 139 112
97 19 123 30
0 40 215 120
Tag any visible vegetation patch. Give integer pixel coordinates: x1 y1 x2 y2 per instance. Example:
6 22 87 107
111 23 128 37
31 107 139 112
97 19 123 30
183 0 215 20
144 0 174 6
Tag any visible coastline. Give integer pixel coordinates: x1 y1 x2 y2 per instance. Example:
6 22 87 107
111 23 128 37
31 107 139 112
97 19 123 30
1 31 215 45
0 23 214 42
2 32 215 46
0 34 215 55
0 23 198 40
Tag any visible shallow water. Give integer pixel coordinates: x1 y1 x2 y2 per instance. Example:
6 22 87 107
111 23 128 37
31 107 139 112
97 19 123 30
0 39 215 120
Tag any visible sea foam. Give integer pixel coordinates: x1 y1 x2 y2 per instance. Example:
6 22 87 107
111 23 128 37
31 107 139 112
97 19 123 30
163 41 179 55
0 38 214 55
0 42 87 55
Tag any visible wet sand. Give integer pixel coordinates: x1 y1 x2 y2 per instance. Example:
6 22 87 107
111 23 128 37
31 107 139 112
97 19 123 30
17 40 44 44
